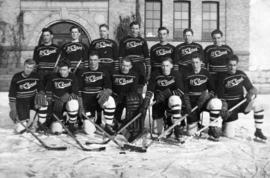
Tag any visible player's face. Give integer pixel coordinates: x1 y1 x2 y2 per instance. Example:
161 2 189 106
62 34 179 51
59 66 70 78
191 57 202 72
42 31 53 44
130 24 140 37
158 29 168 43
184 31 193 43
99 26 108 38
228 60 238 74
24 64 35 76
71 28 81 41
161 61 173 75
121 61 132 74
89 55 100 70
212 33 222 46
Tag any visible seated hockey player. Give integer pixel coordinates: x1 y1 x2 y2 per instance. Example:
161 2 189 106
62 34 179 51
183 53 223 141
77 51 116 135
141 57 184 140
9 59 48 134
45 59 83 134
217 54 267 141
111 57 142 142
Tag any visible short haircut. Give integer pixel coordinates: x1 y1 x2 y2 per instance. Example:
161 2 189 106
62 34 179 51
58 59 70 68
99 24 109 30
158 26 169 34
42 28 53 35
70 26 81 33
24 58 36 66
89 50 99 58
161 57 173 64
228 54 239 63
130 21 140 28
211 29 223 37
183 28 194 35
191 52 201 60
121 57 133 65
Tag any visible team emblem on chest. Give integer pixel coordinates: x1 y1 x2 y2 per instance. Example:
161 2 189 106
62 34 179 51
210 50 228 58
39 49 57 57
66 45 83 53
181 47 198 55
156 48 172 56
19 81 37 90
114 77 134 85
126 41 143 49
95 41 112 48
190 77 207 86
225 77 244 88
54 81 71 89
157 77 175 87
84 74 103 83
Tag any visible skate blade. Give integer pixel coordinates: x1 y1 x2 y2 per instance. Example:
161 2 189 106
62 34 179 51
254 137 267 143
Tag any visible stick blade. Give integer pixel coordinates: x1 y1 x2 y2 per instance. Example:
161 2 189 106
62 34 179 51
123 144 147 153
82 146 106 152
46 146 68 151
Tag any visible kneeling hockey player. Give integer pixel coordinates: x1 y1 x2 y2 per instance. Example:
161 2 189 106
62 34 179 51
9 59 48 133
217 54 267 141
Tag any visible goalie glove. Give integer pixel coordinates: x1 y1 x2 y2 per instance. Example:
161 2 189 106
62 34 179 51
246 87 257 103
34 91 48 109
220 100 231 121
97 89 112 107
140 91 153 114
155 88 172 104
69 93 79 100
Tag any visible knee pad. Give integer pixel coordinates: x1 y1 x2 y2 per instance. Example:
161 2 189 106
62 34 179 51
103 96 116 125
167 95 182 119
51 121 63 134
83 119 96 135
223 120 237 138
200 111 210 126
207 98 222 119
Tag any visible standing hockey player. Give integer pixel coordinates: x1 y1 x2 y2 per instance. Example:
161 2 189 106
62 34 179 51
33 28 60 85
150 26 175 72
183 53 223 141
111 57 142 142
45 59 81 134
77 51 116 134
217 55 267 141
9 59 48 133
204 29 233 90
61 26 88 71
89 24 118 75
141 57 184 140
119 21 150 93
174 28 203 72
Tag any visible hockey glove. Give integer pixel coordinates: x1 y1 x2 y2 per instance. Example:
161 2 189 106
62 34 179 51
97 89 112 107
9 101 17 123
156 88 172 104
34 91 47 109
246 87 257 103
220 100 231 121
140 91 153 114
69 93 79 100
172 89 184 97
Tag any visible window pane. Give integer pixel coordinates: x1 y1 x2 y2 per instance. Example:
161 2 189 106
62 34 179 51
210 3 217 12
210 12 217 20
174 30 182 39
174 2 181 11
203 20 210 29
145 20 153 28
175 20 181 28
182 3 189 12
153 11 160 19
203 12 210 20
153 20 160 28
182 12 189 19
181 20 189 28
174 11 181 19
146 11 153 18
210 21 217 29
202 3 210 12
173 1 190 40
153 2 160 10
146 2 153 10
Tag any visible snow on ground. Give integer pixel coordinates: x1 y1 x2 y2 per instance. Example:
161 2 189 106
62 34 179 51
0 92 270 178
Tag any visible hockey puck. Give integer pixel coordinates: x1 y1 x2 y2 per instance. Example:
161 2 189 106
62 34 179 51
119 151 126 154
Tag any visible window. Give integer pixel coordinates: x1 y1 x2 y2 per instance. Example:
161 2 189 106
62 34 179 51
202 2 219 41
173 1 191 40
145 0 162 39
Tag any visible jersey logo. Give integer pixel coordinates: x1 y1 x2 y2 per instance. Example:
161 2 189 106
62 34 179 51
126 41 143 49
54 81 72 89
225 77 244 88
155 48 172 56
39 49 57 57
66 45 83 53
181 48 198 55
84 75 103 83
95 41 113 48
210 50 228 58
19 81 37 90
157 78 175 87
190 78 207 86
114 77 134 85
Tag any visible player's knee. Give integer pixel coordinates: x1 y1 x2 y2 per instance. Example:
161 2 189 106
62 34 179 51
252 98 264 113
103 96 116 125
82 119 96 135
168 95 182 119
51 121 63 134
207 98 222 118
200 111 210 126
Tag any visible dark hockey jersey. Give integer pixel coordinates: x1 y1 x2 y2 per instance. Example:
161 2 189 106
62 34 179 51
150 43 175 71
77 67 112 95
61 41 88 69
89 38 118 70
183 68 214 96
33 44 60 71
217 70 253 101
45 73 79 98
147 70 184 96
111 70 139 96
119 35 150 67
174 42 204 68
9 72 44 102
204 44 233 74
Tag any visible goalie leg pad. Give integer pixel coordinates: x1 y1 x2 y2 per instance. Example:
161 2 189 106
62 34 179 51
222 120 237 138
83 119 96 135
103 96 116 125
65 99 79 124
51 121 63 134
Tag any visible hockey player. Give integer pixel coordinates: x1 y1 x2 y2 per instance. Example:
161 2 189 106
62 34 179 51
9 59 48 133
45 59 81 134
150 26 175 72
174 28 204 72
119 21 150 93
61 26 88 71
141 57 184 140
33 28 60 85
77 51 116 135
89 24 118 75
111 57 142 142
217 55 267 141
204 29 233 91
183 53 223 140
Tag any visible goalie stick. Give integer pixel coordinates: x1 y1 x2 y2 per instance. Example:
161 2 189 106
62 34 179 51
15 117 67 151
53 114 105 151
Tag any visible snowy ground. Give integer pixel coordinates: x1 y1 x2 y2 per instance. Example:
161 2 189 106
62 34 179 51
0 92 270 178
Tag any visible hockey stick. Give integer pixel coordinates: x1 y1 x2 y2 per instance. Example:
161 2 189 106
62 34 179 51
72 59 82 74
53 52 62 72
53 114 105 151
15 117 67 151
18 112 38 134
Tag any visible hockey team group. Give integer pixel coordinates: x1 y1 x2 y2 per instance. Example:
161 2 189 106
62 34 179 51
8 21 267 152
